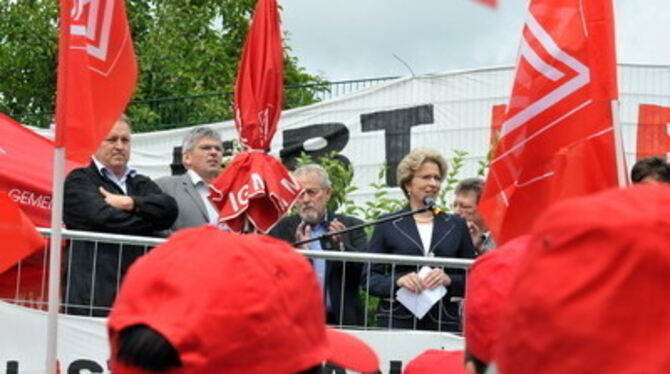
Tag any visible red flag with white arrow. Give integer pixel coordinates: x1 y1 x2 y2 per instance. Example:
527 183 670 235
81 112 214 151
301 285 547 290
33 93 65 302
479 0 623 244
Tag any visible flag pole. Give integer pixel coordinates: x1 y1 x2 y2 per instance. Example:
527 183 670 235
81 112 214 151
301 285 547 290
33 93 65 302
611 99 628 186
46 0 70 370
45 147 65 373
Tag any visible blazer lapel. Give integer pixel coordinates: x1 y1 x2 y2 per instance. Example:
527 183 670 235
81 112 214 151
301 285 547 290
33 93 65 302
391 213 425 255
181 173 209 222
429 213 457 255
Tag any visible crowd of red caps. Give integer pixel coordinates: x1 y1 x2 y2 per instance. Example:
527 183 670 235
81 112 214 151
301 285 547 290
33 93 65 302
404 183 670 374
108 226 379 373
105 183 670 374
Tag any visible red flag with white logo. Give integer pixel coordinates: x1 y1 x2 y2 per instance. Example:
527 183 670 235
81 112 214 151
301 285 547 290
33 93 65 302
55 0 137 163
213 0 301 233
479 0 621 244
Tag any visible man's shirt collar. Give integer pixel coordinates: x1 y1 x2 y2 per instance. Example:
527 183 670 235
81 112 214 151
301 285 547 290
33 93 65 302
187 169 206 186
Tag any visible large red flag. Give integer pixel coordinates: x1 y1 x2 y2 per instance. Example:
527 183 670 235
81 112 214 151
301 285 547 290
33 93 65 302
56 0 137 163
479 0 620 244
0 192 44 274
213 0 301 233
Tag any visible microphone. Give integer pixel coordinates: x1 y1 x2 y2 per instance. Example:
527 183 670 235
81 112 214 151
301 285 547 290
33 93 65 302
422 196 436 209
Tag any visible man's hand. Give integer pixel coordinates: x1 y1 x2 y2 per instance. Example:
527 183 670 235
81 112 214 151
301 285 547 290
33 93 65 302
396 272 424 293
422 268 451 289
467 220 484 248
294 221 311 249
328 218 346 250
99 187 134 211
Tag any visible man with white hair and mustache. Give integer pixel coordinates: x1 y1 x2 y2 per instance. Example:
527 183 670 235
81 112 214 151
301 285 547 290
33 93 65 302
270 164 367 327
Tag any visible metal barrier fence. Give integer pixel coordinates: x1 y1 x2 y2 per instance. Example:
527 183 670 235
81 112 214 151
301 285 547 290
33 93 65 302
0 228 474 333
11 76 400 131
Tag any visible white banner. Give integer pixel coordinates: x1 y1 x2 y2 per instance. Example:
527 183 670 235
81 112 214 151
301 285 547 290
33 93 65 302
0 301 463 373
29 65 670 204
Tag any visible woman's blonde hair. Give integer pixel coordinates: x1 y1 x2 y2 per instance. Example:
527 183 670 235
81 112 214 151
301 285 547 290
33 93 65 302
396 148 448 199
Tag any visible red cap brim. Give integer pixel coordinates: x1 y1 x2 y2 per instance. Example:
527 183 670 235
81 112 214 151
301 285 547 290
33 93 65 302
326 328 379 373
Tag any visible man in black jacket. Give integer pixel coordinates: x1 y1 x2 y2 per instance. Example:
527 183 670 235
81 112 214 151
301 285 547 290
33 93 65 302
269 164 367 327
63 115 178 316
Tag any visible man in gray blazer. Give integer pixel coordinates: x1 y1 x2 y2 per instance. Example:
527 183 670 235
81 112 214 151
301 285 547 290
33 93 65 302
156 127 223 232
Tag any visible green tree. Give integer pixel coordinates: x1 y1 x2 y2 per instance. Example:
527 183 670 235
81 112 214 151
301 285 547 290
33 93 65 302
0 0 326 131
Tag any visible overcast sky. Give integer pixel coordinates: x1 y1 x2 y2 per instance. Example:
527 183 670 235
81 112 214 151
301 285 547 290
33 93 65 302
281 0 670 81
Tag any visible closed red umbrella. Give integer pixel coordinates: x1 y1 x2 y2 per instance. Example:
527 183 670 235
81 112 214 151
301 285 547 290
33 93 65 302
212 0 301 233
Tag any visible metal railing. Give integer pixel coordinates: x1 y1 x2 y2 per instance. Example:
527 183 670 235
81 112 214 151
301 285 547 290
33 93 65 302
11 76 401 131
0 228 474 333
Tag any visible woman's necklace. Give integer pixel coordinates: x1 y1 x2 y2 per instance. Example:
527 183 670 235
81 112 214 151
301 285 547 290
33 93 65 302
414 214 434 224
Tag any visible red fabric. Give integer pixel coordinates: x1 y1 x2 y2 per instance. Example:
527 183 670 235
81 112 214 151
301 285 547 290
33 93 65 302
489 104 506 150
210 152 301 233
479 0 619 244
0 114 58 227
234 0 283 151
464 235 530 363
108 227 379 374
215 0 299 233
403 350 466 374
496 184 670 374
55 0 137 164
0 115 81 303
473 0 497 8
0 191 44 274
636 104 670 160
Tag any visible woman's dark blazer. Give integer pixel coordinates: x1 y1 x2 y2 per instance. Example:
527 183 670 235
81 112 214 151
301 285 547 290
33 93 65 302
363 209 476 328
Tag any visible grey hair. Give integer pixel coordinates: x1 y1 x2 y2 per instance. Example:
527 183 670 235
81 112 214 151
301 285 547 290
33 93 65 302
181 126 222 153
293 164 332 190
396 148 448 199
118 114 132 131
455 177 485 202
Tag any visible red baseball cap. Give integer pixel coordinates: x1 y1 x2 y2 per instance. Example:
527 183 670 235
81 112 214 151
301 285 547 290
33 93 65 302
496 184 670 374
403 350 466 374
108 226 379 374
464 234 530 363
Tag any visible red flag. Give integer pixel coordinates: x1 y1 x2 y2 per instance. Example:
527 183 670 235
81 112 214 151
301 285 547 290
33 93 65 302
213 0 300 233
0 191 44 274
479 0 620 244
636 104 670 160
0 114 81 304
234 0 283 151
55 0 137 163
1 114 58 227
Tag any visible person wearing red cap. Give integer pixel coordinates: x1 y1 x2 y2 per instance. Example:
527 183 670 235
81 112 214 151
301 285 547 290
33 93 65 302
495 184 670 374
107 226 379 374
463 235 530 374
403 349 466 374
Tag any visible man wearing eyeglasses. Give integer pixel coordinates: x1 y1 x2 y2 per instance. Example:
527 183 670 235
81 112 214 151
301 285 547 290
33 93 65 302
156 127 224 232
270 164 367 327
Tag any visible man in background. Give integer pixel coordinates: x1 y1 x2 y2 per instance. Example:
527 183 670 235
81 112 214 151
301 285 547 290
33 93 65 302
630 155 670 184
156 127 223 231
453 177 495 254
63 115 177 316
270 164 367 327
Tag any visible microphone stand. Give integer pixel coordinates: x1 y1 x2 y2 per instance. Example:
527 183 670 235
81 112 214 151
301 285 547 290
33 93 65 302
291 204 435 247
